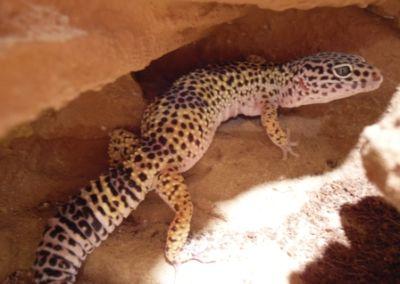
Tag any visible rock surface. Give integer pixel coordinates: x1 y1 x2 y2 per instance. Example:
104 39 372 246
1 2 400 284
0 0 245 137
193 0 378 10
0 0 398 138
362 91 400 211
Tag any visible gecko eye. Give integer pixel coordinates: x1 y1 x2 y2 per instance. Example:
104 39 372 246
333 64 353 78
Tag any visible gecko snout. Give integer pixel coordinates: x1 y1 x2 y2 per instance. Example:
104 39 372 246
372 71 382 82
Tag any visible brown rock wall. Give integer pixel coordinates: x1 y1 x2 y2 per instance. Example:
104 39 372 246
0 0 245 137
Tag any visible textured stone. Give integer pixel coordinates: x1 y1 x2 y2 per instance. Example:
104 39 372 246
193 0 378 10
362 92 400 211
0 0 245 137
0 0 395 138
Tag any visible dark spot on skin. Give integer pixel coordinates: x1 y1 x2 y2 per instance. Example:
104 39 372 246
128 179 137 188
43 268 62 278
110 169 118 178
169 144 177 154
159 136 167 145
125 185 141 199
97 206 106 216
57 235 66 242
95 180 103 193
120 195 128 207
75 197 87 206
49 226 64 238
138 173 147 181
90 194 98 204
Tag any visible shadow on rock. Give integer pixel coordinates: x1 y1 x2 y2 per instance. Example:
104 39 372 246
290 196 400 284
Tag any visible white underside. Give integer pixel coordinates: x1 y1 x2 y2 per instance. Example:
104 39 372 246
179 98 263 172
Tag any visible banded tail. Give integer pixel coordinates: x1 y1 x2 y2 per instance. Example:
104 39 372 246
33 162 156 283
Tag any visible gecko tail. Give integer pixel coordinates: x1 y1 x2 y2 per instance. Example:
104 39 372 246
33 164 154 283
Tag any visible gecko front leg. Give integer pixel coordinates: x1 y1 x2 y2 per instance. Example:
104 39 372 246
261 103 298 159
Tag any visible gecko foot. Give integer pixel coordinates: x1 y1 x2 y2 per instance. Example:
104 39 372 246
167 248 216 266
171 255 215 284
280 128 299 160
166 234 217 267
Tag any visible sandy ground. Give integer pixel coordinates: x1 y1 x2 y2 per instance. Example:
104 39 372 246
1 6 400 284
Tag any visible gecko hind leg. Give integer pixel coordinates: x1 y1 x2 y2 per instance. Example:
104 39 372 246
108 128 140 166
156 172 194 264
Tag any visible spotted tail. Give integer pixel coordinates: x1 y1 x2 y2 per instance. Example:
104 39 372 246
33 163 155 283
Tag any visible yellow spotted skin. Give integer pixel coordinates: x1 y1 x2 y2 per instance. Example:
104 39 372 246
108 129 140 167
33 52 382 283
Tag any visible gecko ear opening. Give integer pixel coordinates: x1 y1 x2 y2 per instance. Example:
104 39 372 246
292 77 309 92
298 78 309 91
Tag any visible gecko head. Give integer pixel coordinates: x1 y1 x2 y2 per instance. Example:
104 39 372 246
280 52 383 107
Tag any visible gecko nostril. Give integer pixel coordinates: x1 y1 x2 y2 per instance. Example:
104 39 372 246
372 72 381 82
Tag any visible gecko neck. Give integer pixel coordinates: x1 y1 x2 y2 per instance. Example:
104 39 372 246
219 62 294 122
268 62 301 108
